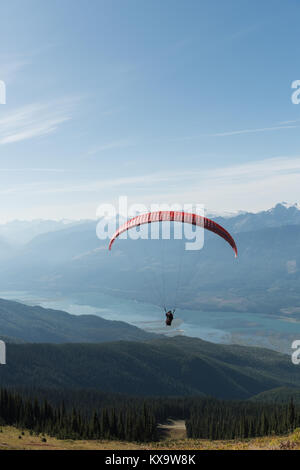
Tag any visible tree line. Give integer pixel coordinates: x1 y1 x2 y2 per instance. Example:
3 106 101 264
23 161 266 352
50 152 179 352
186 397 299 440
0 388 299 442
0 388 157 441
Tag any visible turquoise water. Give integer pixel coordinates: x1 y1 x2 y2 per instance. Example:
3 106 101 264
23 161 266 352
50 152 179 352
0 290 298 352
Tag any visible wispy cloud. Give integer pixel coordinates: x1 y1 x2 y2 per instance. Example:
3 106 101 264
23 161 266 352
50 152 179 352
208 124 299 137
0 168 67 172
0 57 29 82
120 156 300 213
279 119 300 125
0 98 76 145
1 155 300 196
87 139 134 156
227 23 261 42
166 122 300 142
1 156 300 217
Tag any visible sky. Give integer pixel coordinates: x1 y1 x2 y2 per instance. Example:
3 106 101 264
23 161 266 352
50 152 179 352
1 0 300 221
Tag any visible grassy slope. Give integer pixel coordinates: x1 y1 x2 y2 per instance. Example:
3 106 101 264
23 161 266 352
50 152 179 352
1 425 300 450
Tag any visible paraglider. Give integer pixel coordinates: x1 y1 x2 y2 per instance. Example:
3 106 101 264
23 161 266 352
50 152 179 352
108 211 238 257
108 210 237 325
165 308 175 326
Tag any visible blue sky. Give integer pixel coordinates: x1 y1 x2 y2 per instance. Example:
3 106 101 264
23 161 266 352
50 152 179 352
1 0 300 221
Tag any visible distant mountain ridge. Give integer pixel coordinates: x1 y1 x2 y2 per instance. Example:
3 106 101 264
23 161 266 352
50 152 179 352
0 298 155 343
0 219 89 245
213 202 300 233
1 201 299 245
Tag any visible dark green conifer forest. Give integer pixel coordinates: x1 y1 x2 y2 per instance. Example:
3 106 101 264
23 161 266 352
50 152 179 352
0 388 299 442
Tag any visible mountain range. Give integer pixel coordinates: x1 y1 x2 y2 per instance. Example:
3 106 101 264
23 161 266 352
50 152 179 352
0 298 154 343
213 202 300 233
0 202 300 316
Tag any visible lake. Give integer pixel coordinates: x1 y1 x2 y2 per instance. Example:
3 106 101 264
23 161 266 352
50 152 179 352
0 290 297 353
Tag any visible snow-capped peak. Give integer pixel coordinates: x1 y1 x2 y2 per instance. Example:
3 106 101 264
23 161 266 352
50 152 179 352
279 201 300 209
270 202 300 212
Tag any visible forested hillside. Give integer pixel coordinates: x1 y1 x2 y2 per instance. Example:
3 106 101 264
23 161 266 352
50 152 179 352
0 388 299 443
0 337 299 399
0 298 155 343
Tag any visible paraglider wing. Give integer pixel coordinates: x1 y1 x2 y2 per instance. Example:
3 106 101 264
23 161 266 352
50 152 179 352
108 211 238 257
